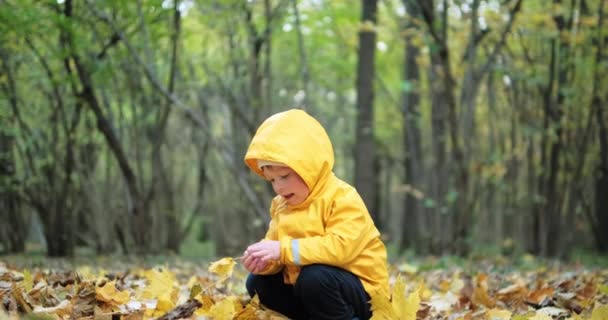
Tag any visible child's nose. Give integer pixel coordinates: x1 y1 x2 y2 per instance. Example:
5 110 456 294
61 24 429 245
274 181 285 193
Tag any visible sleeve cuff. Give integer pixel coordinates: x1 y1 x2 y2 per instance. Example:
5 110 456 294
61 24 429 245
280 237 301 266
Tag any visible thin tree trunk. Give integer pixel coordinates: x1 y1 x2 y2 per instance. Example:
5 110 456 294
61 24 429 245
63 0 147 253
354 0 379 225
400 0 424 251
592 0 608 252
0 48 27 254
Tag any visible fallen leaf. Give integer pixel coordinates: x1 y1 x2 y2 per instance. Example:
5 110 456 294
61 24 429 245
208 296 238 319
96 281 130 305
487 308 511 319
591 304 608 320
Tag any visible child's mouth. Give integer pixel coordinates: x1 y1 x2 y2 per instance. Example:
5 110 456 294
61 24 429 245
284 193 294 200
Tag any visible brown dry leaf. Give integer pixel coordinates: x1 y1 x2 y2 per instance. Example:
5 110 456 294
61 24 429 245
11 283 32 313
208 257 237 279
71 281 96 319
496 278 528 311
472 273 495 308
156 298 202 320
32 299 72 318
526 287 554 306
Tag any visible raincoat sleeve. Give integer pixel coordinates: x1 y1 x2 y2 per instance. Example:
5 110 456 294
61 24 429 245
257 199 284 275
279 189 377 267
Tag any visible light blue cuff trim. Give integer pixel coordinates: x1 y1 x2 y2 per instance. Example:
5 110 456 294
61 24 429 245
292 239 300 266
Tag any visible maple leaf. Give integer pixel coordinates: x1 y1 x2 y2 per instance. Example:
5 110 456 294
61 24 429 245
138 268 178 316
234 298 258 320
393 275 421 320
208 296 238 319
96 280 130 305
369 288 396 319
400 285 421 320
208 257 237 278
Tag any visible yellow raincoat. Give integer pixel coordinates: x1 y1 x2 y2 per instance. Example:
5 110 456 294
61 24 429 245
244 109 389 296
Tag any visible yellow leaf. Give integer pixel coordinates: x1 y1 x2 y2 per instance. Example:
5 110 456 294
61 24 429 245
194 293 215 315
208 296 238 319
22 270 33 293
369 288 396 319
95 281 130 305
391 275 407 318
418 281 432 300
76 266 95 281
208 257 237 278
591 304 608 320
190 283 202 299
398 285 421 320
398 263 418 274
139 268 178 313
598 284 608 295
234 295 259 320
487 308 512 320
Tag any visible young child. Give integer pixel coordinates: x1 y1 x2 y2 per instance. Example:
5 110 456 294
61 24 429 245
242 109 389 320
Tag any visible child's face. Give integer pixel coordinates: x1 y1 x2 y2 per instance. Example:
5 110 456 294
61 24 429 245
262 165 310 205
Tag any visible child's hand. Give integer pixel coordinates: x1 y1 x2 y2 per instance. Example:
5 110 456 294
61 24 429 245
244 240 280 263
242 255 268 273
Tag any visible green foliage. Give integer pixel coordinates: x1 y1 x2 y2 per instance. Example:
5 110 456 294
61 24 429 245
1 0 606 257
569 249 608 268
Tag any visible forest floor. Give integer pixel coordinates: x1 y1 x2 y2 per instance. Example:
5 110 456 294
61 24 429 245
1 252 607 319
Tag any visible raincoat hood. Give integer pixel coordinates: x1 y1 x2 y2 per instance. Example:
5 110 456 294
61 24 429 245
245 109 334 200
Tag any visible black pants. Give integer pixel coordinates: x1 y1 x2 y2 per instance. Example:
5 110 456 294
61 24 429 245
245 264 371 320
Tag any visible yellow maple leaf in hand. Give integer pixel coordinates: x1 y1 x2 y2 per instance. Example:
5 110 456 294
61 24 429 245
208 257 237 278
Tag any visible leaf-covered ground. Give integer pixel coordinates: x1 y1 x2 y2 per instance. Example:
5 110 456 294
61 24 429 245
1 255 607 319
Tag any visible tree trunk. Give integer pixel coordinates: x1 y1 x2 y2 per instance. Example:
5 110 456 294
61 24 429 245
0 49 27 254
400 0 424 251
535 0 573 257
0 129 26 254
354 0 379 225
592 0 608 253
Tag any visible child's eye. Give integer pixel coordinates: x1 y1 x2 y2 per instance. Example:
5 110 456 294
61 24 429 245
280 174 289 179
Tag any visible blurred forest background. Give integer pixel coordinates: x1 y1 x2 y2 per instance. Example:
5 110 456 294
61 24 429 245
0 0 607 261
